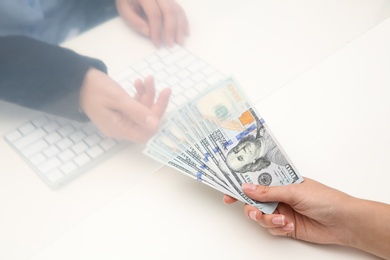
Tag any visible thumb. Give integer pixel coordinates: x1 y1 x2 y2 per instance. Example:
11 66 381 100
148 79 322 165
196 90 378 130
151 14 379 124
112 95 160 131
242 182 300 205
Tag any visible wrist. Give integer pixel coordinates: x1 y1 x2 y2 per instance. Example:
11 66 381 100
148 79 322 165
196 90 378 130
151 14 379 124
79 68 101 113
341 197 366 248
342 198 390 259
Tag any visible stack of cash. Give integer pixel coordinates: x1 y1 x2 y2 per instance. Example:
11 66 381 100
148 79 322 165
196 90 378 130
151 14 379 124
144 77 303 214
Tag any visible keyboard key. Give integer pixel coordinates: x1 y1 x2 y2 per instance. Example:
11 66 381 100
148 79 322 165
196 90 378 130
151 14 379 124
139 68 154 77
184 88 200 100
56 138 73 150
99 139 118 151
87 146 104 158
188 60 206 73
57 125 75 137
55 117 70 125
151 61 164 71
165 76 180 86
177 69 191 79
61 161 78 174
191 72 206 82
13 129 46 149
22 139 49 158
165 65 179 74
31 116 49 128
179 78 195 89
43 146 60 158
72 142 88 154
29 153 47 166
202 66 216 76
156 48 170 58
58 149 76 162
19 123 36 135
69 130 86 143
45 170 64 183
45 132 62 144
145 54 159 64
177 54 196 68
44 121 60 133
38 157 62 174
85 134 101 147
163 48 188 65
5 130 22 142
74 153 91 167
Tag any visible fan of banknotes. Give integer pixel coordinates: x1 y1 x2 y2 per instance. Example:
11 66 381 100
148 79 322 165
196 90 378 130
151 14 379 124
144 77 303 214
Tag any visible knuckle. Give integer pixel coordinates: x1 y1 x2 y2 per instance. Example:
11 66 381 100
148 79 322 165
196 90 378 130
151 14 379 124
255 185 271 198
149 9 162 21
163 6 176 17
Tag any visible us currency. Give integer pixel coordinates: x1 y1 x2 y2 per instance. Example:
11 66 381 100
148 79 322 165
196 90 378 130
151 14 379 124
147 131 230 192
173 106 231 181
161 114 222 176
144 76 303 214
183 77 303 214
177 101 261 209
175 103 249 202
164 111 247 201
147 114 229 189
143 145 237 198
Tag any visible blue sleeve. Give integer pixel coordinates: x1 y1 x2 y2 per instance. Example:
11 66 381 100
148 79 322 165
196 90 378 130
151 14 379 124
0 35 107 121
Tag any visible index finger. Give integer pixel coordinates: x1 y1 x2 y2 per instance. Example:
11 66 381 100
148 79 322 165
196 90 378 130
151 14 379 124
242 182 298 205
158 0 189 46
223 194 238 204
141 0 163 47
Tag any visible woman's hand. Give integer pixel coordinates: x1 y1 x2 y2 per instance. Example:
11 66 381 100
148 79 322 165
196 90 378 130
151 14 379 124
224 178 390 259
224 178 353 245
79 68 170 143
115 0 189 47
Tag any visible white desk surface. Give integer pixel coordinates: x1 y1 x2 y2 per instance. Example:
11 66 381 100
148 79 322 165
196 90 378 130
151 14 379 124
1 0 390 259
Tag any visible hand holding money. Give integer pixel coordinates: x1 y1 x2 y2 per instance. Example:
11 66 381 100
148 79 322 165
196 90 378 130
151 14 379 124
144 77 303 214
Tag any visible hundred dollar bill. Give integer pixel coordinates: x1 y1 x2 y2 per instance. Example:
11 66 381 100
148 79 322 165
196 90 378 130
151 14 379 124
177 103 264 210
175 103 251 203
147 135 230 192
143 145 237 198
146 115 229 190
184 77 303 214
152 115 221 176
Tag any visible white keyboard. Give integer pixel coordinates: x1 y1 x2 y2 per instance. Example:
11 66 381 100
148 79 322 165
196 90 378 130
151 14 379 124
4 116 125 189
113 45 225 115
4 45 226 189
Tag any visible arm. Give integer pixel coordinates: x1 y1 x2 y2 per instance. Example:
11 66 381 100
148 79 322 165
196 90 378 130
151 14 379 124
224 178 390 259
0 35 106 121
115 0 189 47
0 35 171 143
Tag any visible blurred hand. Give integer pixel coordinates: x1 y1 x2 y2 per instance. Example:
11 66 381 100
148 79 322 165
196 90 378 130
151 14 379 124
115 0 190 47
224 178 354 246
79 68 171 143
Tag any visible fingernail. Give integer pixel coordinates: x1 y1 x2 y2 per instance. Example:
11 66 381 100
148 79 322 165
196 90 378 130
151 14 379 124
283 223 294 231
145 116 158 129
248 211 257 221
272 216 285 225
242 183 257 191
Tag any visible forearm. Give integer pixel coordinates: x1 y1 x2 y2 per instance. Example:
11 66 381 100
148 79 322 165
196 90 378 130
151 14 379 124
0 35 107 121
345 198 390 259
